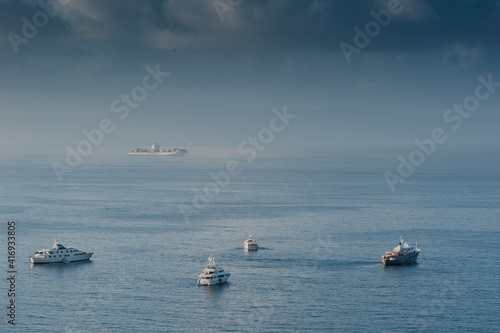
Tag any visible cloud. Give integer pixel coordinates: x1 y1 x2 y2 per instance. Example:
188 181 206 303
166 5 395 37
2 0 500 55
57 0 161 41
387 0 439 22
1 0 499 154
443 43 482 69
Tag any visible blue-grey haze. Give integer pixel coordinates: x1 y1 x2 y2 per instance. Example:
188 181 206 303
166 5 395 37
1 1 499 154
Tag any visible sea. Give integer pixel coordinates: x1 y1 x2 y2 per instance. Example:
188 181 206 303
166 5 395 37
1 151 499 332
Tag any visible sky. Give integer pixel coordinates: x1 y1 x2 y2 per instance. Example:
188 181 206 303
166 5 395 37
0 0 499 155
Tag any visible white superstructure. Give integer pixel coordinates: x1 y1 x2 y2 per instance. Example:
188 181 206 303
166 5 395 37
244 234 259 251
30 240 93 264
196 255 230 286
381 237 420 266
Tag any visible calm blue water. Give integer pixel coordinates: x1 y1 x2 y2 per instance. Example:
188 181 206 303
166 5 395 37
1 152 499 332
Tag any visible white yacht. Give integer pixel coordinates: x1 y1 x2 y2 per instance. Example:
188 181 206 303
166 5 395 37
30 240 94 264
196 255 230 286
244 234 259 251
382 237 420 266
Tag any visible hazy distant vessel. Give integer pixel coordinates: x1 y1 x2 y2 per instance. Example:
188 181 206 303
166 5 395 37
381 237 420 266
128 143 187 156
244 234 259 251
30 240 93 264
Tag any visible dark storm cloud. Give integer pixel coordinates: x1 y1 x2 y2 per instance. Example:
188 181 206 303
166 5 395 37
2 0 499 55
1 0 499 155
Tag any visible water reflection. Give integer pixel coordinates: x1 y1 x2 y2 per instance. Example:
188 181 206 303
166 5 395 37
198 281 231 297
381 262 419 270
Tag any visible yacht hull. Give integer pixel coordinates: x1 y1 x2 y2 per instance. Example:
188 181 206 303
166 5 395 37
382 252 419 266
30 252 93 264
197 275 230 286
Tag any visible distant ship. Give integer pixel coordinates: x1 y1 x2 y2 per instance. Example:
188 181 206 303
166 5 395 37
30 240 93 264
196 254 230 286
244 234 259 251
381 237 420 266
128 143 188 156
